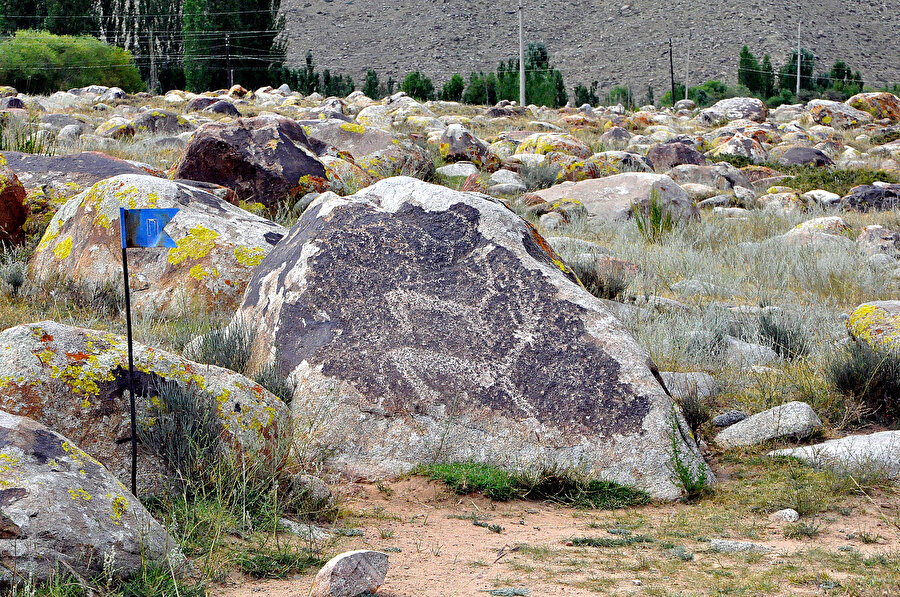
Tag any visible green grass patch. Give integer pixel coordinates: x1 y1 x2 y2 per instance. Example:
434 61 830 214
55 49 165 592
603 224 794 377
233 544 322 579
415 462 650 509
568 534 654 547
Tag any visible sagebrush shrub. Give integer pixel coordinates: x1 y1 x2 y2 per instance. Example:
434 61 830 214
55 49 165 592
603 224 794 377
828 342 900 423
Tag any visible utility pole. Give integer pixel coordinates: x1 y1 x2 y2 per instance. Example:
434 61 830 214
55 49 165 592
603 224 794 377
226 33 233 88
685 30 691 100
518 0 525 107
795 20 801 96
669 38 676 106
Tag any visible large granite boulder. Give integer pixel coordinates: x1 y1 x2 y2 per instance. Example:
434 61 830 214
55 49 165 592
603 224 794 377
646 142 707 172
714 402 822 449
0 158 26 245
846 92 900 123
30 174 285 312
532 172 698 224
515 133 592 159
302 119 434 179
846 301 900 353
229 177 709 499
175 115 330 207
0 321 290 493
807 99 873 129
311 550 389 597
697 97 767 125
778 146 834 168
132 109 195 135
1 151 163 192
770 431 900 479
665 163 752 192
840 183 900 212
0 411 182 586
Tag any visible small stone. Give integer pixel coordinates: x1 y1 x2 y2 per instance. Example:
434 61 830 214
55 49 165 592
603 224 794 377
539 212 565 230
770 508 800 523
710 539 771 553
311 550 389 597
715 402 822 448
632 579 642 586
712 410 748 428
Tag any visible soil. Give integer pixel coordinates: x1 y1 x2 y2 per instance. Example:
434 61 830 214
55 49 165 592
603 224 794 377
216 475 900 597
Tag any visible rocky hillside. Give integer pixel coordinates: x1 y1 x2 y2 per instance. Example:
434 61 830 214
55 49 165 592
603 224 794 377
283 0 900 97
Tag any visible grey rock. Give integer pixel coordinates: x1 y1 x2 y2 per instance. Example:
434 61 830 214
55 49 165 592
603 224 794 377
723 336 778 369
769 431 900 479
489 168 524 186
660 372 717 400
778 146 834 168
230 176 711 499
203 100 241 117
436 162 479 178
710 539 771 553
278 518 334 542
697 195 734 208
311 550 389 597
857 225 900 258
0 411 183 586
715 401 822 448
696 97 767 125
770 508 800 523
539 211 565 229
56 123 84 143
488 182 527 196
666 163 752 192
712 410 747 428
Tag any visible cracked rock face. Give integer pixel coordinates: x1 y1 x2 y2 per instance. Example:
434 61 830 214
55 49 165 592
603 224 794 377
29 174 285 313
0 322 290 494
232 176 709 499
0 410 182 587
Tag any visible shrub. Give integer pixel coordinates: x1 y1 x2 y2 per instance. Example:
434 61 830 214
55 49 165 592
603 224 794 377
0 30 144 95
520 161 561 191
757 310 809 360
571 258 630 301
828 342 900 424
786 167 898 197
633 189 679 243
678 387 711 438
191 321 254 375
669 412 710 501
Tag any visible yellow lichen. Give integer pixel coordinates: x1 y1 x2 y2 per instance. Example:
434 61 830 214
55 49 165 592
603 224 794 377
53 236 73 260
169 226 219 265
108 493 129 524
339 122 366 134
234 246 266 267
68 487 92 501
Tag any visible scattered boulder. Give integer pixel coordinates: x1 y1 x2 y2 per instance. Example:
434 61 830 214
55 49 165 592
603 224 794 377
846 301 900 352
600 127 632 149
30 174 285 312
712 410 747 428
515 132 592 159
0 97 24 110
857 225 900 258
646 142 706 172
807 99 873 128
846 92 900 123
0 410 183 586
697 97 767 125
436 162 479 178
204 100 241 117
840 183 900 212
660 372 717 400
132 109 194 135
710 133 768 163
533 173 698 224
230 176 710 499
439 124 500 170
184 96 220 112
710 539 771 554
311 550 389 597
0 158 27 245
778 146 834 168
95 117 134 139
770 508 800 523
666 163 752 191
0 151 163 193
769 431 900 480
715 401 822 448
175 115 329 207
0 321 290 493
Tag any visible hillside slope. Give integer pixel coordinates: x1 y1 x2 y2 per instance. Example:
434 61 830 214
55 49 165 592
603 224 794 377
282 0 899 100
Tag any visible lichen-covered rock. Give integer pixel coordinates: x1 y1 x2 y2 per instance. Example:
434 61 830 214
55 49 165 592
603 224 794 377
320 155 375 194
95 117 135 140
846 92 900 123
438 124 500 171
773 216 853 248
302 119 433 180
175 115 330 207
1 151 163 193
807 99 873 128
665 163 752 192
30 174 285 312
709 133 768 163
131 109 195 135
230 176 710 499
0 321 290 493
778 146 834 167
0 157 27 245
646 142 707 171
533 172 698 225
840 183 900 212
846 301 900 352
697 97 767 126
184 96 220 112
857 225 900 258
204 100 241 116
0 410 183 587
515 132 592 159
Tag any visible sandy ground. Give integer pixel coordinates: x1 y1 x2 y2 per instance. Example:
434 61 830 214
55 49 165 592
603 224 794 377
215 476 900 597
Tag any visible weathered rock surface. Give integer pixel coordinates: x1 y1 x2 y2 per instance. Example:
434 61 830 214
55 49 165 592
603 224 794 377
646 142 707 172
846 301 900 352
231 176 709 499
807 99 873 129
1 151 162 192
840 183 900 212
0 321 290 493
175 115 329 207
30 174 285 312
857 225 900 258
847 92 900 123
712 410 747 428
710 539 771 553
769 431 900 479
0 159 27 245
659 372 717 401
778 146 834 168
697 98 767 125
0 410 183 586
533 173 698 224
439 123 500 170
132 109 194 135
311 550 389 597
715 401 822 448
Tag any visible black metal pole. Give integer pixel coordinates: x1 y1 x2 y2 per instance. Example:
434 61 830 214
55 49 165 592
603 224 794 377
121 246 138 497
669 38 676 106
